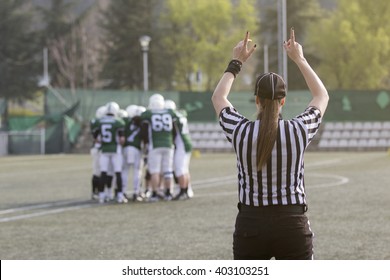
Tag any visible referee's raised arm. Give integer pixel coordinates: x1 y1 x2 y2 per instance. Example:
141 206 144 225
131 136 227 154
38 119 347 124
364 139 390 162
211 31 256 116
284 27 329 115
211 28 329 260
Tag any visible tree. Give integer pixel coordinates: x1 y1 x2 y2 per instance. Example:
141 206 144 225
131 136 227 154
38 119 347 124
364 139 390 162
306 0 390 89
37 0 101 93
0 0 40 101
161 0 258 91
36 0 77 88
99 0 173 90
259 0 323 90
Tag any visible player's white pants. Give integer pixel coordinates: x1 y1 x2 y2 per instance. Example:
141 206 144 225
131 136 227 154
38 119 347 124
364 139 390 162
148 147 174 178
174 146 191 177
90 147 100 176
122 146 143 195
100 152 123 173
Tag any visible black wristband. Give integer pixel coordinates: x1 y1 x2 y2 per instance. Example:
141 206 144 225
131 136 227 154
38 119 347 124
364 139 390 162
224 59 242 78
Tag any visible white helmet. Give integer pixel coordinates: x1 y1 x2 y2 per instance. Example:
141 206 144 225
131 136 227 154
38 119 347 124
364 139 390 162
136 106 146 116
148 93 164 110
117 109 128 119
95 106 107 119
164 99 176 110
126 105 138 118
105 101 120 116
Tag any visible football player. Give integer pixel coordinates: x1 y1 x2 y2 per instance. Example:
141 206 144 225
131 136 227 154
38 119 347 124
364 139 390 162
93 102 127 203
140 94 178 201
164 100 193 200
122 105 145 202
90 105 106 200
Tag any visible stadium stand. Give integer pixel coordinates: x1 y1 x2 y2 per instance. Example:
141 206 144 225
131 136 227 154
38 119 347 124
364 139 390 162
189 123 233 152
189 121 390 152
317 121 390 151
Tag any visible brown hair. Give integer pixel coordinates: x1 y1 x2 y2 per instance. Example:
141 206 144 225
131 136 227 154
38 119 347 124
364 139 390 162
256 98 281 171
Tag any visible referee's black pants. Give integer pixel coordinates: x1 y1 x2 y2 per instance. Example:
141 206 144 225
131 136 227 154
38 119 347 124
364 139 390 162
233 203 314 260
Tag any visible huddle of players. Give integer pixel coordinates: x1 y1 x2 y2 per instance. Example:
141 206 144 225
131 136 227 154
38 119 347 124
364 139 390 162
90 93 193 203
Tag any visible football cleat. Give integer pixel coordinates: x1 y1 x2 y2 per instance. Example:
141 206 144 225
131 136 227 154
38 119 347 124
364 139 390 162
187 186 194 198
148 195 160 202
173 190 190 201
98 192 106 204
132 193 144 202
116 193 128 204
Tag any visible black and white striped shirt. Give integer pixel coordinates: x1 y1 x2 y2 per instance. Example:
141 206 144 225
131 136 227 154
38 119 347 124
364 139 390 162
219 106 322 207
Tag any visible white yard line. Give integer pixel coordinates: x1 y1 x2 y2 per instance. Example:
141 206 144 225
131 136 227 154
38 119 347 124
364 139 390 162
0 204 95 223
0 166 91 179
0 200 88 215
309 173 350 189
192 176 237 189
0 160 350 223
194 174 350 198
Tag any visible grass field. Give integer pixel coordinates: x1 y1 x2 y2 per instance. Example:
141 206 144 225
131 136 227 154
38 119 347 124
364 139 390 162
0 151 389 260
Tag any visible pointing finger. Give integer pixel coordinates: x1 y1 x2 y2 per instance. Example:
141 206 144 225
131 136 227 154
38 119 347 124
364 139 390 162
248 44 257 56
244 31 250 46
290 27 295 42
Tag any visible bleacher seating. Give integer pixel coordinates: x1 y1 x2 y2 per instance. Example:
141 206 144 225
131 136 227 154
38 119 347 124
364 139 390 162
188 121 390 152
188 123 233 152
317 121 390 151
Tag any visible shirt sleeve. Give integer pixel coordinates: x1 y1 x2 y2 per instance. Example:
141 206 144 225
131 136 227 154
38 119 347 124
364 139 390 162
293 106 322 143
218 106 247 143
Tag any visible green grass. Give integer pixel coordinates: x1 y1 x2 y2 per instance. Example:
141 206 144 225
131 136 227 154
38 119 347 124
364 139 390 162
0 152 389 260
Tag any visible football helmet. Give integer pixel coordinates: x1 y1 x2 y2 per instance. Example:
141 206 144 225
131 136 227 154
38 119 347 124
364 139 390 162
148 93 164 110
136 106 146 116
126 105 138 118
164 99 176 110
117 109 128 119
95 106 107 119
105 101 120 116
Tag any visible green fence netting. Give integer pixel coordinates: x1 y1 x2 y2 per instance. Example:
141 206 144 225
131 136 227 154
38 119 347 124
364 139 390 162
8 116 42 131
5 100 80 154
3 88 390 154
44 88 390 123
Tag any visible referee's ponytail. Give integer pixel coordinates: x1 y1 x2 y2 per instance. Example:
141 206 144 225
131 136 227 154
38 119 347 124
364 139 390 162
254 73 286 171
256 99 280 171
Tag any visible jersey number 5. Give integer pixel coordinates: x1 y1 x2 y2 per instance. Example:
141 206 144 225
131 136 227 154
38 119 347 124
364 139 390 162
101 124 113 142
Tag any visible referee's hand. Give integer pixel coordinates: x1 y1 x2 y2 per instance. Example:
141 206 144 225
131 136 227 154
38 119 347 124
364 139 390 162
232 31 256 63
284 27 305 63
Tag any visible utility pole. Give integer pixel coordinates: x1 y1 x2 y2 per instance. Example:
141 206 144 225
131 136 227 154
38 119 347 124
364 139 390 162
277 0 287 85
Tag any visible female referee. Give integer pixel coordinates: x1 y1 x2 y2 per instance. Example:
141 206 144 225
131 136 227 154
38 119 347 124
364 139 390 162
211 29 329 260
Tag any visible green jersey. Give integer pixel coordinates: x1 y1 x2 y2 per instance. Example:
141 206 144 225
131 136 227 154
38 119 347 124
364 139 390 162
123 116 142 150
96 116 125 153
90 118 101 149
90 118 100 133
174 110 192 152
140 109 178 149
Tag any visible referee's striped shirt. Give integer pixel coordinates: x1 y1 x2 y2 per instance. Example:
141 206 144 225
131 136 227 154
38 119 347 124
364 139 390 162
219 106 322 207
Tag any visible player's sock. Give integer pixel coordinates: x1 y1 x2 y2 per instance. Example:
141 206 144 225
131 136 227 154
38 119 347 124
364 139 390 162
92 175 100 194
107 175 113 188
115 172 123 193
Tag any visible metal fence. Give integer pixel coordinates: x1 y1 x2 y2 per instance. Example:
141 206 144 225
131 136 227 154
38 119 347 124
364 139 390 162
0 129 45 156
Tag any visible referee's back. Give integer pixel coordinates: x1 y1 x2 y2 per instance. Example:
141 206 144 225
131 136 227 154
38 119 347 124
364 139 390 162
219 105 322 207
